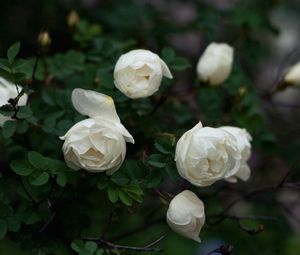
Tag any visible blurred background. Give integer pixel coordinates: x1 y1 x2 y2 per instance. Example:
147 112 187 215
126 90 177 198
1 0 300 254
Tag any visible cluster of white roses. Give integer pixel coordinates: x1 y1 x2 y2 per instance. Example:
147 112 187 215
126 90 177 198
0 42 252 244
59 43 252 243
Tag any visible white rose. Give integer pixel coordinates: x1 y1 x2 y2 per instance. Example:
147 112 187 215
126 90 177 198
175 122 241 187
61 88 134 174
166 190 205 242
220 126 252 182
196 42 234 86
284 62 300 86
114 49 173 99
0 77 28 127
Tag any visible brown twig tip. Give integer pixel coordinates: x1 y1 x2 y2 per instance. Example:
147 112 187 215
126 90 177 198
207 244 234 255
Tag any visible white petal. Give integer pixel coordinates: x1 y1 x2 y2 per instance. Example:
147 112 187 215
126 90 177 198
71 88 120 122
160 59 173 79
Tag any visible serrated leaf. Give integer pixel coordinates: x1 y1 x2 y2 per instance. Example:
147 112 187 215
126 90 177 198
122 185 143 195
30 172 49 186
0 219 7 240
119 190 132 206
16 106 33 119
10 159 34 176
126 192 143 203
7 42 21 63
2 120 17 138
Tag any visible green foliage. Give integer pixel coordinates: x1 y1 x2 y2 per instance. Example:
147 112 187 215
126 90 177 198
0 1 295 255
71 240 104 255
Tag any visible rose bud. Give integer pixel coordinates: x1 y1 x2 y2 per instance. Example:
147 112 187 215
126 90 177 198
196 42 234 86
114 49 173 99
167 190 205 242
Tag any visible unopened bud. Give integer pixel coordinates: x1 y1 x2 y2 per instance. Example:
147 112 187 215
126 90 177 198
238 86 247 97
37 31 51 51
67 10 79 28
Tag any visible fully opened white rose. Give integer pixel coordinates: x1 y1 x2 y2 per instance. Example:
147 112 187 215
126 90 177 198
0 77 28 127
167 190 205 242
175 122 241 187
196 42 234 86
284 62 300 86
61 89 134 175
114 49 173 99
220 126 252 182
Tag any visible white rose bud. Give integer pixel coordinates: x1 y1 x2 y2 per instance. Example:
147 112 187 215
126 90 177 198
114 49 173 99
61 89 134 174
0 77 28 127
196 42 234 86
175 122 241 187
167 190 205 242
220 126 252 182
284 62 300 86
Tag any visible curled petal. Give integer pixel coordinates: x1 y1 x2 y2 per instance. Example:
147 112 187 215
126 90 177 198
72 88 120 122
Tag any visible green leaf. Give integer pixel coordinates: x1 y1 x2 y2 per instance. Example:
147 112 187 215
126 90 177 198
10 159 34 176
28 151 47 169
85 241 98 253
122 185 143 195
0 104 14 117
7 42 21 63
107 186 119 203
6 216 21 232
127 192 143 203
119 190 132 206
170 57 191 71
148 154 166 168
16 106 33 119
162 47 176 62
56 172 67 187
2 120 17 138
71 239 85 253
30 172 49 186
111 172 129 186
0 219 7 240
95 249 104 255
97 178 109 190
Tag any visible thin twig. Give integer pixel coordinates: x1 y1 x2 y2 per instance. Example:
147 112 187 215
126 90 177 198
19 178 37 206
111 218 165 241
82 235 165 253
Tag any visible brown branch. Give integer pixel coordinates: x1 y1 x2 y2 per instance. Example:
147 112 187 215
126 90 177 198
82 235 165 253
112 217 165 241
207 182 300 225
